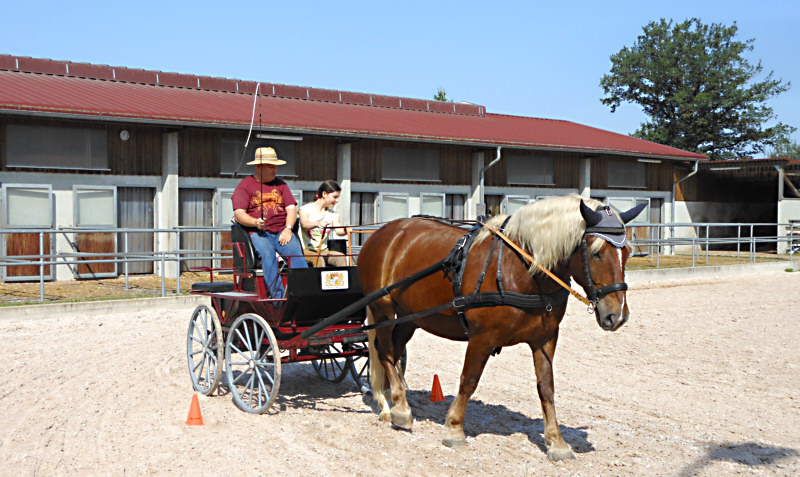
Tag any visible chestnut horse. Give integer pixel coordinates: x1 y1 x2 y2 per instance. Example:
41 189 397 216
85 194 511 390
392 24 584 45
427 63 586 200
357 195 645 461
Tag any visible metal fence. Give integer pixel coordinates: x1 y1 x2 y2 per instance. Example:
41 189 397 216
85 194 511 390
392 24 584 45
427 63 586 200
1 221 798 302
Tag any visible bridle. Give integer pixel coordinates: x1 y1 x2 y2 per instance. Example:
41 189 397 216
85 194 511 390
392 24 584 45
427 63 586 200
481 216 630 314
579 236 628 307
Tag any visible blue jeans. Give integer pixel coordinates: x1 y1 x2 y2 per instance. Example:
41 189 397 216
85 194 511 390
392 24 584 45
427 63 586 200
249 231 307 299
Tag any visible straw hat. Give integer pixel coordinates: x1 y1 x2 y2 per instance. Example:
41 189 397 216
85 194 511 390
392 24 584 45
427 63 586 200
247 147 286 166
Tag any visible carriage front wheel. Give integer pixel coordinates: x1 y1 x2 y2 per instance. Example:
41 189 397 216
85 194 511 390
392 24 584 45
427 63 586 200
224 313 282 414
186 304 223 395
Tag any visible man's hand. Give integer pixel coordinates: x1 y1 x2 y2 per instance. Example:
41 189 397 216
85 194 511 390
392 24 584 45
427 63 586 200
278 228 292 245
255 218 265 230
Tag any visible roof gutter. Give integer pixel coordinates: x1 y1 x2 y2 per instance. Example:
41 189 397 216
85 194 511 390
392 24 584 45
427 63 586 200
478 146 502 216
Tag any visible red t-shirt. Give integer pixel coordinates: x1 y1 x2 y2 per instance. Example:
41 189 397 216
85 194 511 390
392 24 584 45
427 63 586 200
231 176 296 233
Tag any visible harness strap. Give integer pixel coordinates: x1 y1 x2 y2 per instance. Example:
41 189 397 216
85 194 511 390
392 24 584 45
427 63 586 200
480 220 594 307
316 288 571 340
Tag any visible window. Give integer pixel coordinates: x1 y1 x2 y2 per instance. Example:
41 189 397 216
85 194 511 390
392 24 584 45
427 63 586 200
74 186 116 227
378 193 409 222
6 124 108 170
382 147 440 181
503 195 530 215
220 139 297 177
3 185 53 227
607 197 650 225
217 189 236 226
608 160 645 188
507 154 554 185
421 193 445 217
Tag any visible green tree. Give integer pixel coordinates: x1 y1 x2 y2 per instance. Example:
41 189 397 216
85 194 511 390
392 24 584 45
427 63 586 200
600 18 794 159
433 87 450 102
768 136 800 159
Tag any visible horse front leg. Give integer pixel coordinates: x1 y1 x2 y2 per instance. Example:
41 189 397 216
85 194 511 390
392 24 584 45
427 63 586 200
442 339 492 447
531 332 575 461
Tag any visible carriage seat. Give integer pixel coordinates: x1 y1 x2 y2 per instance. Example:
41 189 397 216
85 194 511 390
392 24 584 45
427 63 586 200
191 281 234 293
230 222 263 293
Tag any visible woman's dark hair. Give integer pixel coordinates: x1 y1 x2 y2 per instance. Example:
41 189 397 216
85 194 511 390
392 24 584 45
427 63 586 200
316 180 341 199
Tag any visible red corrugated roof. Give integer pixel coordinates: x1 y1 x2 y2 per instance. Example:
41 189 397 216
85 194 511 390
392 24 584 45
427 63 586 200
0 55 707 160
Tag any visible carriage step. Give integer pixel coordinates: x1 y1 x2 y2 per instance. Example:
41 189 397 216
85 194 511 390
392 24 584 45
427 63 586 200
191 282 235 293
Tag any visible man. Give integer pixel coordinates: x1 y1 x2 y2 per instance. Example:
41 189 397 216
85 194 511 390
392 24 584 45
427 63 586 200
231 146 307 298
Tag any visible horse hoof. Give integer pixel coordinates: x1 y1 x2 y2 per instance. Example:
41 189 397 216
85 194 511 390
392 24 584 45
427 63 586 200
547 447 575 461
442 436 466 448
378 411 392 423
390 407 413 429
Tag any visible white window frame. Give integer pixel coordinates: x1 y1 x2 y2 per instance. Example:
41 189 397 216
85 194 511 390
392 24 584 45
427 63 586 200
74 185 117 227
420 192 446 217
502 195 531 215
377 193 410 222
607 197 650 225
73 185 118 278
1 184 55 281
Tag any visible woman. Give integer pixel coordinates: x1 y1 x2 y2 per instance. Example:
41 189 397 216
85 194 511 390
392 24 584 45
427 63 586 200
299 180 349 267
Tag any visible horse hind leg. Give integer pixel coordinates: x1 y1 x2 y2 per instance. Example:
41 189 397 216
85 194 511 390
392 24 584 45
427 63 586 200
367 308 391 422
368 306 413 429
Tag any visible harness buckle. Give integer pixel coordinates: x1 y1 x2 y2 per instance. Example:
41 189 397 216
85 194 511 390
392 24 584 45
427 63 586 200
452 295 467 310
587 301 596 314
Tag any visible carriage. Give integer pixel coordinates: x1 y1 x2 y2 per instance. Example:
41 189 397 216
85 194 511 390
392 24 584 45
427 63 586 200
186 196 645 461
186 222 377 414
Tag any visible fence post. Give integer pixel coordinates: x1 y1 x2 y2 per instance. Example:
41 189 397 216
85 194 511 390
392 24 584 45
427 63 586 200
705 224 710 265
161 253 166 297
39 231 45 302
124 232 129 290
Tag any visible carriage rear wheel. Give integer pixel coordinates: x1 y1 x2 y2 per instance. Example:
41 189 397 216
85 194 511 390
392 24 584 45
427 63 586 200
311 343 351 383
186 304 223 395
225 313 281 414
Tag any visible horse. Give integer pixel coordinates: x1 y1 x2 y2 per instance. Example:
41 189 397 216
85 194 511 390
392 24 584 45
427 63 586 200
357 195 645 461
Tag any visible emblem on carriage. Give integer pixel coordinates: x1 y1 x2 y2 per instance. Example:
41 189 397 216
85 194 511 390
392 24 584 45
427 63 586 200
321 270 348 290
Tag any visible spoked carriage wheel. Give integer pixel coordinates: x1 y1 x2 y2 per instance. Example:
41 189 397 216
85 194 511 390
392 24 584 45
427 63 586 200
225 313 282 414
347 342 407 394
186 304 223 395
311 343 351 383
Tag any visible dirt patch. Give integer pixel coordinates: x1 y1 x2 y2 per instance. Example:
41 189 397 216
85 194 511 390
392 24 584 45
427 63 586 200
0 270 798 475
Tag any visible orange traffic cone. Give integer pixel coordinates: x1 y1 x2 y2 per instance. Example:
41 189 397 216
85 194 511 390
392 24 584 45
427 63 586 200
430 374 445 402
186 394 204 426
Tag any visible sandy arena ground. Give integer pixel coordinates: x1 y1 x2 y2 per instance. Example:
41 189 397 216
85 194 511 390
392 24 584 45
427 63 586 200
1 271 798 476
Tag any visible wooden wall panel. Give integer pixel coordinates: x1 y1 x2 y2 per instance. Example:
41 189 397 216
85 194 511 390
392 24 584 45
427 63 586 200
5 233 51 277
591 157 608 189
296 136 337 181
180 128 220 177
108 124 162 175
76 232 116 275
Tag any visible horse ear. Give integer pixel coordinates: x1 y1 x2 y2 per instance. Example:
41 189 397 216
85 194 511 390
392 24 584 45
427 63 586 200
619 203 647 224
579 200 602 228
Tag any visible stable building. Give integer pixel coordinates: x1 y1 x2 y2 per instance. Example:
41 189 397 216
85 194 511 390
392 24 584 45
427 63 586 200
0 54 706 282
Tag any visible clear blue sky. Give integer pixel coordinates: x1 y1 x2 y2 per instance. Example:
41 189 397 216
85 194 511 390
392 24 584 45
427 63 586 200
4 0 799 149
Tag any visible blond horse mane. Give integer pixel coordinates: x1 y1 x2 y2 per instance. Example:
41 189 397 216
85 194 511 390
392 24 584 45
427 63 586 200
476 195 609 274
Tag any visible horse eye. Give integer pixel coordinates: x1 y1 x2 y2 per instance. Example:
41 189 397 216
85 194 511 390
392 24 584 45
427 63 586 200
591 251 602 259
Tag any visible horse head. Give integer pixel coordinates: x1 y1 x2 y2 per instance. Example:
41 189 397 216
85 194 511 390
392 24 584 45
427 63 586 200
569 201 646 331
